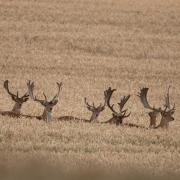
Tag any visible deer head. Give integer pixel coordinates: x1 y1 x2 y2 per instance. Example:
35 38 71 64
84 91 107 122
27 81 63 122
105 87 131 125
138 86 175 129
4 80 29 115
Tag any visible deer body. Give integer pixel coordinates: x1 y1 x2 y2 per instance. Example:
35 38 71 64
103 116 118 124
0 110 21 117
103 115 124 126
58 116 89 122
103 116 145 128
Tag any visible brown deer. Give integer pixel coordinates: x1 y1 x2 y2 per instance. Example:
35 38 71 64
84 94 107 122
27 80 63 122
0 80 29 118
103 87 134 126
138 87 175 129
58 90 108 123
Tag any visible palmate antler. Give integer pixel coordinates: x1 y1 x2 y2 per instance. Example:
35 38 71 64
104 87 117 114
50 82 62 105
105 87 131 118
34 82 62 107
27 80 35 100
118 95 131 115
137 88 156 111
27 81 62 106
163 86 175 115
163 85 175 114
137 88 161 128
164 86 171 109
4 80 29 103
137 87 175 114
2 80 30 115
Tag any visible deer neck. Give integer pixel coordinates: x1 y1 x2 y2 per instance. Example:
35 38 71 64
149 118 156 128
149 116 157 128
89 112 99 122
42 107 53 122
156 116 169 129
12 102 22 114
148 111 158 128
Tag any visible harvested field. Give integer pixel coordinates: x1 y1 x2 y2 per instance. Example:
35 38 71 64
0 0 180 179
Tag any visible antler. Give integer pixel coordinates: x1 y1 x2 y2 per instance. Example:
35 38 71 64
138 87 175 115
104 87 117 114
118 95 131 112
84 88 108 113
84 97 95 111
164 86 171 109
169 104 175 114
105 87 131 117
27 80 63 122
27 80 47 105
27 80 34 100
163 86 175 114
84 97 106 112
4 80 29 102
4 80 18 101
49 82 63 105
121 109 131 118
137 88 159 111
27 81 63 106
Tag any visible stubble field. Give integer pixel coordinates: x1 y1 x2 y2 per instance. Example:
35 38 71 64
0 0 180 179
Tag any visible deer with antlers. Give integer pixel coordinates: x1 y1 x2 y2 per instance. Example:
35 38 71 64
58 90 107 123
27 81 63 122
0 80 29 117
84 92 107 122
138 87 175 129
103 87 132 126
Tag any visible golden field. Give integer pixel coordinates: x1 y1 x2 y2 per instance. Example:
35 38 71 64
0 0 180 178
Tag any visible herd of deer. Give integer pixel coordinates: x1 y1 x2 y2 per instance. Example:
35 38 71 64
0 80 176 129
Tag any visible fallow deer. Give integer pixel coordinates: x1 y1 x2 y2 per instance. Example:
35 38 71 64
103 87 133 126
84 93 107 122
0 80 29 118
58 90 108 123
138 87 175 129
27 80 63 122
